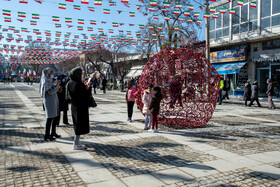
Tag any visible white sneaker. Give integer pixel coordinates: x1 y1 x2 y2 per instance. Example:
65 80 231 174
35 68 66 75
148 129 154 133
73 144 86 150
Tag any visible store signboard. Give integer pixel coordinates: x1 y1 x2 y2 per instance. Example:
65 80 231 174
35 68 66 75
210 48 246 63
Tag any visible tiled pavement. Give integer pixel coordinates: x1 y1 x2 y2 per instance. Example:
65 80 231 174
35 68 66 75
1 82 280 186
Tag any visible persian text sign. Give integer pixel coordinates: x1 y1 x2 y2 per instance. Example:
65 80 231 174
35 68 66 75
210 48 246 63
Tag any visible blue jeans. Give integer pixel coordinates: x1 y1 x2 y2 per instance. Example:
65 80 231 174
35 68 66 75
145 114 152 128
219 89 223 104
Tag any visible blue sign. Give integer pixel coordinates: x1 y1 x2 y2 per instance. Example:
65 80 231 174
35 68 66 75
210 48 246 63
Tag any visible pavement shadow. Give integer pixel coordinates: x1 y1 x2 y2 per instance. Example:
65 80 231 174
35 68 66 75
7 166 39 173
247 171 280 180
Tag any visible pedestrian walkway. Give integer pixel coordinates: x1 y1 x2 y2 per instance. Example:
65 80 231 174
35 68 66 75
1 83 280 186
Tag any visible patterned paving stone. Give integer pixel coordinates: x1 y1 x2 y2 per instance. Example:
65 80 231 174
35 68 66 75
252 126 280 136
86 136 217 178
0 148 85 187
245 114 280 122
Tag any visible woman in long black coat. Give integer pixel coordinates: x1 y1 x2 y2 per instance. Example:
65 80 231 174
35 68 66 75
243 81 252 106
66 67 90 150
57 74 69 125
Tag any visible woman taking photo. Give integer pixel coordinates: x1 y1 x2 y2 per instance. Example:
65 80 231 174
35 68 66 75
66 67 90 150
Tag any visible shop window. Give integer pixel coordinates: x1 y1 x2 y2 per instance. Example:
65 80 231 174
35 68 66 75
272 14 280 27
223 27 229 37
216 13 222 29
232 8 240 25
241 23 249 33
210 18 215 31
249 20 258 31
262 40 280 50
241 4 248 22
261 0 271 18
232 25 240 34
261 17 271 28
273 0 280 14
223 12 229 27
210 31 215 39
249 5 258 21
216 29 222 38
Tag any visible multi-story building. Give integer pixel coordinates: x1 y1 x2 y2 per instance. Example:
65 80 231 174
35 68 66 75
210 0 280 96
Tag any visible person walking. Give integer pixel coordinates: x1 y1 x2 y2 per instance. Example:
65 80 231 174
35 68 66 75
148 86 163 133
218 77 224 105
39 67 61 141
102 77 107 94
142 84 154 130
243 81 252 106
57 74 69 125
92 77 98 94
248 81 262 107
223 77 231 100
266 79 276 109
126 80 137 122
66 67 90 150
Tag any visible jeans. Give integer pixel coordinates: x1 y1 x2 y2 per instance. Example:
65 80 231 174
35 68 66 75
74 135 80 145
145 114 152 128
127 101 135 119
218 89 223 104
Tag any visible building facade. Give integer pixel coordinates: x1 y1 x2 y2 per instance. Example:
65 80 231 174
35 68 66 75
210 0 280 96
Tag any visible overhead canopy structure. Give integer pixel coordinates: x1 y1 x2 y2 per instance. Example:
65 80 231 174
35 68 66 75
212 61 247 75
126 65 145 78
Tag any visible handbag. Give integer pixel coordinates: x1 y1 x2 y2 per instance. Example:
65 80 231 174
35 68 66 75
89 96 97 107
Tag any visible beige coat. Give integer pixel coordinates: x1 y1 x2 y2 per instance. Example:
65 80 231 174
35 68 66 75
142 90 153 115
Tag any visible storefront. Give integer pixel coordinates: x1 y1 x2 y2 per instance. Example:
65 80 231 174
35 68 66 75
210 47 248 96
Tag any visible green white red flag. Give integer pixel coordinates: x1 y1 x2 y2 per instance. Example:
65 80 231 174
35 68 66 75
129 12 135 17
78 19 84 24
139 24 144 29
149 7 155 11
210 7 215 13
174 10 180 15
4 17 11 22
163 2 170 8
77 26 83 31
164 16 170 21
3 10 11 16
220 8 226 14
109 2 116 6
197 19 202 24
88 7 95 12
112 22 118 27
229 9 235 14
150 0 156 6
153 15 158 19
194 12 199 17
148 25 153 30
90 20 96 25
87 27 93 31
59 3 66 9
65 18 72 23
179 17 183 22
94 0 102 5
204 13 210 18
52 16 59 21
103 9 110 14
250 1 256 8
184 11 190 16
81 0 89 4
30 20 37 25
238 0 243 6
32 14 40 19
19 0 28 4
175 4 182 9
18 12 26 18
188 5 193 10
74 5 81 10
158 25 163 30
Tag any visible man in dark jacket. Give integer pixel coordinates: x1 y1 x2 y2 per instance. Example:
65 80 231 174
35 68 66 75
243 81 251 106
223 77 231 100
248 81 262 107
102 77 107 94
266 79 276 109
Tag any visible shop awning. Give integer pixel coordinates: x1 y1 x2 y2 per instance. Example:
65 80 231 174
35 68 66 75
212 61 247 75
126 65 144 78
126 70 137 78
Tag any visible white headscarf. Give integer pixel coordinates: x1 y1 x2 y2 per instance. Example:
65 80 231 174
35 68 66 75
39 67 55 97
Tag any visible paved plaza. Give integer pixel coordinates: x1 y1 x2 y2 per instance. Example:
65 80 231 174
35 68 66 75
1 82 280 186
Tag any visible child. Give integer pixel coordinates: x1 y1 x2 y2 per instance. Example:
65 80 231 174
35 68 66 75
126 80 137 122
148 86 162 133
142 84 154 130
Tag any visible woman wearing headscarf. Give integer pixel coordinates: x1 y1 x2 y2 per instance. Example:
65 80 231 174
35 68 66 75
57 74 69 125
39 67 61 141
66 67 90 150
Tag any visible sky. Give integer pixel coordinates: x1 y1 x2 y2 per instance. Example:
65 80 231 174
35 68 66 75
0 0 208 52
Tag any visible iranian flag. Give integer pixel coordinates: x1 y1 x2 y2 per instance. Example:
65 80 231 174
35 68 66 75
220 8 226 14
88 7 95 11
149 7 155 11
194 12 199 17
153 15 158 19
184 11 190 16
229 9 235 14
32 14 40 19
152 33 156 37
209 0 216 1
35 0 42 3
188 18 193 23
59 3 66 9
77 26 83 30
78 19 84 24
139 24 144 29
33 29 39 33
4 17 11 22
67 24 73 28
136 5 142 10
44 30 51 34
87 27 93 31
9 26 15 30
52 16 59 21
19 0 28 3
250 1 256 8
145 37 149 41
98 28 104 33
65 18 72 23
212 14 218 19
94 0 102 5
188 5 194 10
164 16 170 21
163 2 170 8
197 19 202 24
204 13 210 18
210 7 216 13
109 2 116 6
148 25 153 30
127 31 131 35
65 0 74 2
103 9 110 14
238 0 243 6
175 3 182 9
174 10 180 15
3 10 11 16
30 21 37 25
174 27 179 31
179 17 183 22
81 0 89 4
129 12 135 17
150 0 156 6
158 26 163 30
90 20 96 25
37 36 42 41
21 27 28 32
136 32 140 36
153 38 157 42
74 5 81 10
112 22 118 27
18 12 26 18
160 34 164 38
121 0 128 3
55 24 61 28
109 29 114 33
74 35 79 38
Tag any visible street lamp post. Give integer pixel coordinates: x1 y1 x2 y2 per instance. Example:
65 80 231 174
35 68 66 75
205 0 210 61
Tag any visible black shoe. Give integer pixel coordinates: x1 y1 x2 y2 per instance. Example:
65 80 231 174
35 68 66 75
44 135 55 141
51 133 61 138
248 105 251 107
63 122 70 125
